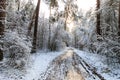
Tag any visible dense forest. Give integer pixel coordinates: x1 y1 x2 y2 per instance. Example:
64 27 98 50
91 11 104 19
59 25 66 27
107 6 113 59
0 0 120 80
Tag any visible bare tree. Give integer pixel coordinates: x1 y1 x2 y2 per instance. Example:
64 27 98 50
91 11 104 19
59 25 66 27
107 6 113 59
31 0 41 53
0 0 6 61
96 0 101 35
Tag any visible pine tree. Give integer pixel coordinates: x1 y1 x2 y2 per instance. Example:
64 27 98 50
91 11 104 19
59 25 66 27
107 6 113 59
27 7 36 36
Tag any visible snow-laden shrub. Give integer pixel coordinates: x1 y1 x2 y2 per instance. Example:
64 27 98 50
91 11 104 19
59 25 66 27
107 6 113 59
72 26 94 52
3 31 31 69
85 34 120 68
71 8 96 51
7 45 29 68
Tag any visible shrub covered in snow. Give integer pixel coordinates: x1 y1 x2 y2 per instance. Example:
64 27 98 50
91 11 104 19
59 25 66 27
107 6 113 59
2 31 31 69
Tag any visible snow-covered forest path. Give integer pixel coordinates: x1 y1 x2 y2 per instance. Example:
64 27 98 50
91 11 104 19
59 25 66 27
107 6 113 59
25 48 106 80
39 49 105 80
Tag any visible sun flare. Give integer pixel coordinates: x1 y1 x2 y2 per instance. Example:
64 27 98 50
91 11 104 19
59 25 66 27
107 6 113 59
77 0 96 11
32 0 96 18
33 0 96 11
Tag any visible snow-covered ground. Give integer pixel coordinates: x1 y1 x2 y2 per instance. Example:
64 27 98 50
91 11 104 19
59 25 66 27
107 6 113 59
74 49 120 80
0 48 120 80
25 50 65 80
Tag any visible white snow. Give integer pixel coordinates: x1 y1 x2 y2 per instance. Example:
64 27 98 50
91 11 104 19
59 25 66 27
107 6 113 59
24 50 65 80
0 48 120 80
74 48 120 80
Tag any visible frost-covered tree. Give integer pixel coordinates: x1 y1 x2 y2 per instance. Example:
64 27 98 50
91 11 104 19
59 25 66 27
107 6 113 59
91 0 120 65
47 0 58 51
100 0 118 37
63 0 78 32
0 0 32 68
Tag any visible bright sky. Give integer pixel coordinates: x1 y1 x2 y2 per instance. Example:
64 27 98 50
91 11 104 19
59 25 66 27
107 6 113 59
26 0 96 11
32 0 96 18
77 0 96 11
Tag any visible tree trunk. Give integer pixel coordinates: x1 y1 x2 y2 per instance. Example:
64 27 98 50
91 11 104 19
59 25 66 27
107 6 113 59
0 0 6 35
31 0 41 53
27 8 36 36
0 0 6 61
96 0 101 35
64 6 68 31
16 0 20 11
118 1 120 36
0 49 3 61
48 3 52 50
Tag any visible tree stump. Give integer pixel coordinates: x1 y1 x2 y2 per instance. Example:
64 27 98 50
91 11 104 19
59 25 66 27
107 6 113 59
40 49 86 80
